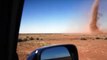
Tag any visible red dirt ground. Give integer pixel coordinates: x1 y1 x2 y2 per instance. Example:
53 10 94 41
17 34 107 60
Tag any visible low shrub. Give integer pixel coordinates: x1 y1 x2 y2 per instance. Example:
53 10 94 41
104 37 107 40
96 37 101 40
26 36 29 38
40 38 43 40
80 38 87 40
18 38 23 42
23 38 28 41
39 42 50 47
29 37 34 40
36 37 39 40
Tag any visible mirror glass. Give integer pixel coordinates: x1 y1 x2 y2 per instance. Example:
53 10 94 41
41 46 72 60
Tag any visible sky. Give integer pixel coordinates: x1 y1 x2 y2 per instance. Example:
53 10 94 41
19 0 107 33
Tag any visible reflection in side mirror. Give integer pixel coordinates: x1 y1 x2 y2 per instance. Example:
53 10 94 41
41 46 71 60
27 44 78 60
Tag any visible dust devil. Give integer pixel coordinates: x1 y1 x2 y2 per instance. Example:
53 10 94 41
90 0 103 34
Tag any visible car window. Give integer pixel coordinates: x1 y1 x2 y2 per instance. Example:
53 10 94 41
17 0 107 60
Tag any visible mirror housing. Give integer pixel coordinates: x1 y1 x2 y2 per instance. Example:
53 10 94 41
27 44 78 60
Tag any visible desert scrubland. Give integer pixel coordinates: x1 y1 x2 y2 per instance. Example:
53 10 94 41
17 33 107 60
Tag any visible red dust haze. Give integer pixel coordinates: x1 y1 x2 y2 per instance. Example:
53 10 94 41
66 0 106 34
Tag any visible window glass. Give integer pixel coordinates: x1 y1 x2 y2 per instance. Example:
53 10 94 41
17 0 107 60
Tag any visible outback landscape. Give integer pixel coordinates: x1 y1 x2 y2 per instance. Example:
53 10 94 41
17 0 107 60
17 33 107 60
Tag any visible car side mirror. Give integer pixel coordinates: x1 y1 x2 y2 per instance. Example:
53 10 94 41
27 44 78 60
